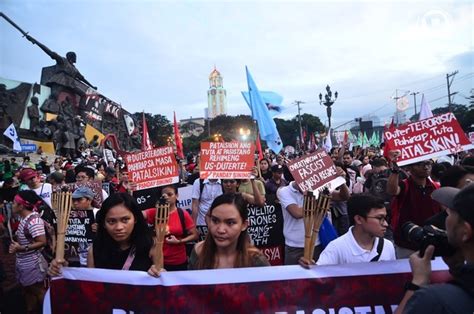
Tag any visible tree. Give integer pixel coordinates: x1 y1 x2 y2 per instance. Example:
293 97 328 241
132 112 172 147
275 113 325 147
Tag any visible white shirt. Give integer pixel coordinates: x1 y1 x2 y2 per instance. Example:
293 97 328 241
276 182 320 248
29 183 53 208
317 226 396 266
191 179 223 225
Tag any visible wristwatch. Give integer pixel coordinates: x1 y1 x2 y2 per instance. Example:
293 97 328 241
404 281 420 291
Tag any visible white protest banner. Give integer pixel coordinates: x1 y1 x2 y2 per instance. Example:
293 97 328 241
125 146 179 190
200 141 255 179
384 113 474 166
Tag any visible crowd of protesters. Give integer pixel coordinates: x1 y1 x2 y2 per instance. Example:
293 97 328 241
0 144 474 313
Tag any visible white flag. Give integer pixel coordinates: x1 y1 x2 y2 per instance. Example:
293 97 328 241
323 129 333 153
418 94 433 120
3 123 22 151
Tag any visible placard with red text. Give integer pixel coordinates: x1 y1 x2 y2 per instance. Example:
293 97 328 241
200 142 255 179
125 146 179 190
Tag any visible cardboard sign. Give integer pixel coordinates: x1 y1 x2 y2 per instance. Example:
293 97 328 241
64 210 95 263
125 146 179 190
287 149 345 195
200 142 255 179
384 113 474 166
247 200 285 266
133 185 193 213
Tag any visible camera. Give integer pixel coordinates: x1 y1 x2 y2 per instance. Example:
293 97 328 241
402 222 456 257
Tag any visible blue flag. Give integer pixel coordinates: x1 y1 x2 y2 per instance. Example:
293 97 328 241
243 67 283 154
242 91 284 117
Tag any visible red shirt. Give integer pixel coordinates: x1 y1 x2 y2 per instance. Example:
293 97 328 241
393 177 441 249
144 208 194 265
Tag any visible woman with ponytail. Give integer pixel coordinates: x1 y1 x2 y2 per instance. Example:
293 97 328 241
189 193 270 269
8 190 48 314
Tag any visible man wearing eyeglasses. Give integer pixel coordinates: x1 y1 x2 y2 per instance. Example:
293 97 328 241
387 158 441 259
300 194 395 267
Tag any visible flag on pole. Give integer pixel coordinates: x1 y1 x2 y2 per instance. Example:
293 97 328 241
310 132 316 151
418 94 433 120
362 132 369 148
256 130 264 160
323 129 332 152
243 67 283 154
3 123 22 151
173 111 184 159
141 112 153 151
242 91 285 117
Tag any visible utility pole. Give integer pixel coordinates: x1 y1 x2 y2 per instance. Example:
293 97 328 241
410 91 420 116
294 100 305 143
446 71 459 112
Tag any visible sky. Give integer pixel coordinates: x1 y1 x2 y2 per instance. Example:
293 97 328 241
1 0 473 130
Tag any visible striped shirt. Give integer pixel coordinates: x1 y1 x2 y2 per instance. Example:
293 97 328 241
16 212 45 270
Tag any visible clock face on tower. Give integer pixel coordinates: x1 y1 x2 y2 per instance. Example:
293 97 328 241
211 89 216 95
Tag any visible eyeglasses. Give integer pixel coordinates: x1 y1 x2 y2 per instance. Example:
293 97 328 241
365 215 389 224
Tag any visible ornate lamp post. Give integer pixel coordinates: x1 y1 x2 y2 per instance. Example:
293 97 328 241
319 85 338 130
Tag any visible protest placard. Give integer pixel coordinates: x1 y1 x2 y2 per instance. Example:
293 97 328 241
64 210 95 264
200 142 255 179
247 199 285 265
384 113 474 166
125 146 179 190
287 149 345 195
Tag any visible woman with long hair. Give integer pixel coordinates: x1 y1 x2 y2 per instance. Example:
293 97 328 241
50 193 162 276
259 158 272 181
189 193 270 269
8 190 48 314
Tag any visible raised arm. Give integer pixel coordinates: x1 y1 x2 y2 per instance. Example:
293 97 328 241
25 34 61 62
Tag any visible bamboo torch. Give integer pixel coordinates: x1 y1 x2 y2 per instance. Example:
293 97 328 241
308 191 332 259
153 199 170 270
54 191 72 261
303 191 316 261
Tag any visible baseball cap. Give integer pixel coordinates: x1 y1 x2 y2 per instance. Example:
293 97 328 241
19 168 37 182
432 183 474 225
271 164 284 172
72 186 95 200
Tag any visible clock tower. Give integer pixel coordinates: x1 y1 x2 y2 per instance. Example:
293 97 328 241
207 66 227 118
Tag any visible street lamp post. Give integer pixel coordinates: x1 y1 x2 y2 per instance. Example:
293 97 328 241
239 127 251 141
319 85 338 130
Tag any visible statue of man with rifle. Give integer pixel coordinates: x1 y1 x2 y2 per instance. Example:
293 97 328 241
0 12 97 96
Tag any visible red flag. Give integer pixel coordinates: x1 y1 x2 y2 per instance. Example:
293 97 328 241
343 130 349 145
256 131 264 160
383 117 395 160
388 117 395 131
173 111 184 159
142 112 153 151
310 132 316 151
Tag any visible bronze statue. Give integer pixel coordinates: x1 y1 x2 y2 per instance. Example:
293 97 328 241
27 96 40 130
0 12 96 95
40 90 60 114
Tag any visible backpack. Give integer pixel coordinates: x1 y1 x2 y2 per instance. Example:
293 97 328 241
177 208 194 258
23 200 57 263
